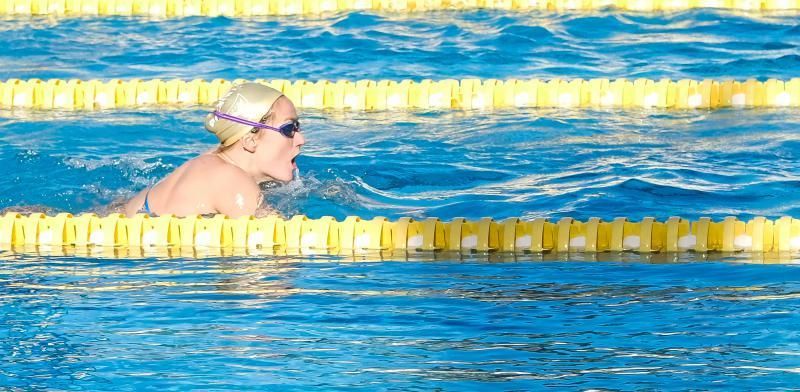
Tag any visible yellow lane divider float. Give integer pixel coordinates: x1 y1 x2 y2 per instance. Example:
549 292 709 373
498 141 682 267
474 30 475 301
2 213 800 257
0 0 798 16
1 78 799 111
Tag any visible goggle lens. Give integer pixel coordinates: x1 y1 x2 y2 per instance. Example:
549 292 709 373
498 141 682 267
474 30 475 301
278 121 300 138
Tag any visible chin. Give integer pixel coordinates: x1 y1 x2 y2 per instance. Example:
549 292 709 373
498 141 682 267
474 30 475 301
274 171 293 183
263 165 294 183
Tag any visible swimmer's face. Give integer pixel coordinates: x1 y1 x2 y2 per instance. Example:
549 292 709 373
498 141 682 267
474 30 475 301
253 97 304 182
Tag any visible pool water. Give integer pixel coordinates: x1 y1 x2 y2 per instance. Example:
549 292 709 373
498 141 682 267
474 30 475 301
2 9 800 390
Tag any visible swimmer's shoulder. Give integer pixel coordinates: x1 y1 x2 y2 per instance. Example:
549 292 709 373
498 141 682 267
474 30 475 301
187 153 229 170
189 154 261 217
184 154 246 180
199 154 251 181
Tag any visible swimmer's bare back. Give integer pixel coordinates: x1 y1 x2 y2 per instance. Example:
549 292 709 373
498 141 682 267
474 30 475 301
123 152 262 218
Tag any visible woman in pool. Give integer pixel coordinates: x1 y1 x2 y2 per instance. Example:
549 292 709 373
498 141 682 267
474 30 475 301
123 83 305 218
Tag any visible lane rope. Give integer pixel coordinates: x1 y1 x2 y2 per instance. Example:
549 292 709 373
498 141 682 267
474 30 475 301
2 212 799 255
2 77 799 111
0 0 798 17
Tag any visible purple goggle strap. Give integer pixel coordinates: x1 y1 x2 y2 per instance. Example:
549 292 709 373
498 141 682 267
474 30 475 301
212 110 279 131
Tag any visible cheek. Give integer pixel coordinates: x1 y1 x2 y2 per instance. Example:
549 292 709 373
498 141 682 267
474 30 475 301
258 146 279 164
258 140 292 164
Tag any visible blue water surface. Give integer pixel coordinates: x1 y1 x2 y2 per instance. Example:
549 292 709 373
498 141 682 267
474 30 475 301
0 10 799 81
3 257 800 390
1 9 800 391
1 107 799 221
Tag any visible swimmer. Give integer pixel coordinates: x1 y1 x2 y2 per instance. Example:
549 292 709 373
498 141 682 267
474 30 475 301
123 83 305 218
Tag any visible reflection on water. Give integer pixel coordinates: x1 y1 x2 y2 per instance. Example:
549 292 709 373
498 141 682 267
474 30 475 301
1 8 799 390
3 246 800 265
3 256 800 389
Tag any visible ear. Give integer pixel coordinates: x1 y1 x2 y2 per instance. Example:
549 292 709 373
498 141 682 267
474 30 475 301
241 132 258 153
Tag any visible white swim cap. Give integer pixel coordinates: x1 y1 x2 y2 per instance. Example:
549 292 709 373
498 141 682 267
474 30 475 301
205 83 284 147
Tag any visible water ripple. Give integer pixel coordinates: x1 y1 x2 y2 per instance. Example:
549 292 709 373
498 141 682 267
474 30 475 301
2 9 800 391
3 259 800 389
1 108 799 220
0 10 798 80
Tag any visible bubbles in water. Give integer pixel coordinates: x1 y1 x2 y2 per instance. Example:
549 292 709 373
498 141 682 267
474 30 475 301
262 170 360 217
15 149 40 163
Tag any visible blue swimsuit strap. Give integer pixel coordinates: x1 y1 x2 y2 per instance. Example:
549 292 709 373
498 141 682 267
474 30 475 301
141 187 153 215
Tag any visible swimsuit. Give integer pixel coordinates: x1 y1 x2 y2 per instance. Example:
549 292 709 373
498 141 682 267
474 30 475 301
139 187 154 215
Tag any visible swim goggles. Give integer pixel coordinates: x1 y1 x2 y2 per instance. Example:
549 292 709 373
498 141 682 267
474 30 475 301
212 110 301 138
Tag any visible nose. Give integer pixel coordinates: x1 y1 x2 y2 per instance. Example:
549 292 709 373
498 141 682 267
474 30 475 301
294 130 306 147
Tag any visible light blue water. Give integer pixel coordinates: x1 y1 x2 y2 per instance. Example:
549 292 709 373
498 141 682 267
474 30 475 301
2 108 800 221
2 10 800 390
1 10 799 80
